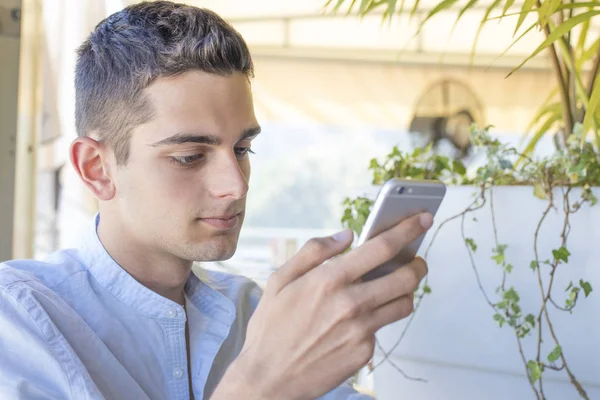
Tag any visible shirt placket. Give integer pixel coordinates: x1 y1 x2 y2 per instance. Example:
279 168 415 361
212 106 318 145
192 289 236 400
163 306 189 400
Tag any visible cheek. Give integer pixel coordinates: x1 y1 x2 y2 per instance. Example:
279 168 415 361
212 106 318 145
122 160 197 205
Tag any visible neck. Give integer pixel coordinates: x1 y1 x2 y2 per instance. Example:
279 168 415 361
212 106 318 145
96 214 192 305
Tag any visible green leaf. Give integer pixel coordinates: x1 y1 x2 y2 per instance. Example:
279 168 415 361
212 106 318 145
492 253 505 264
552 246 571 263
362 0 388 15
465 238 478 252
409 0 421 19
511 302 521 315
570 287 580 300
576 17 591 55
565 281 573 292
499 159 513 170
530 260 539 270
525 314 536 327
538 0 562 27
324 0 347 12
515 0 537 36
508 11 600 77
417 0 460 33
580 280 593 297
533 183 548 200
521 113 561 157
452 160 467 175
503 287 520 302
458 0 480 22
501 0 516 18
525 101 562 135
423 284 432 294
547 345 562 363
493 313 506 327
359 0 374 14
495 244 507 254
557 1 600 11
580 38 600 69
582 69 600 136
496 300 508 309
527 360 542 383
505 263 514 273
566 298 574 308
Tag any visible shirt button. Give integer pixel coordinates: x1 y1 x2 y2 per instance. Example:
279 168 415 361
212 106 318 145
173 367 184 379
165 308 177 318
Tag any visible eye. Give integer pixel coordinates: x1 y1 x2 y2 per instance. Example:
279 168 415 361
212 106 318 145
169 154 204 167
235 147 255 159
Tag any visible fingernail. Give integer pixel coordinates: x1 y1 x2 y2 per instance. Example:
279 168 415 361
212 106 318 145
420 213 434 230
332 229 353 242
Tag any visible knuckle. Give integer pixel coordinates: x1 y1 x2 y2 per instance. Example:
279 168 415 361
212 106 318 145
375 236 398 260
304 238 329 256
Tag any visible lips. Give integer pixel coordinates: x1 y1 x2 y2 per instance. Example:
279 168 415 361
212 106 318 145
198 212 241 230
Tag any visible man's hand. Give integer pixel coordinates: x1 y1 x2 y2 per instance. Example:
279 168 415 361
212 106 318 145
212 213 433 400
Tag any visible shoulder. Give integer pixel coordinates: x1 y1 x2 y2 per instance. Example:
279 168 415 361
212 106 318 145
0 249 88 302
193 265 264 310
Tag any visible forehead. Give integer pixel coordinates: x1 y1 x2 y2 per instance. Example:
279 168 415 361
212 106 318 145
136 70 257 143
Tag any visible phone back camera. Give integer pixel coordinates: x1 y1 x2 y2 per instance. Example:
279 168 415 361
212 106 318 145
397 186 405 194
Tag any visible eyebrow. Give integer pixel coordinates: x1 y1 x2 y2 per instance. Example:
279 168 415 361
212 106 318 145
149 126 261 147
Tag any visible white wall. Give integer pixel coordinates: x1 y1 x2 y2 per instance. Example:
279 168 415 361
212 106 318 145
373 186 600 399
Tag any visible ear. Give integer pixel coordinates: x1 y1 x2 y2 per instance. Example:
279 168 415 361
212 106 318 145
70 137 116 201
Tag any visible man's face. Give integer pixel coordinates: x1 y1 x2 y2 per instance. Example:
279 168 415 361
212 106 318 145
111 71 259 262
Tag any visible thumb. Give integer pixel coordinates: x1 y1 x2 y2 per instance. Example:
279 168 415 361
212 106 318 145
268 229 354 293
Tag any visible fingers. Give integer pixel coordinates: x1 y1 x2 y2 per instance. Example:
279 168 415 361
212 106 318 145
361 294 415 333
349 257 428 311
267 229 354 293
334 212 433 283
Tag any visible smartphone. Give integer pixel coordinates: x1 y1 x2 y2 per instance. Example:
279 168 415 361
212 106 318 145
356 178 446 281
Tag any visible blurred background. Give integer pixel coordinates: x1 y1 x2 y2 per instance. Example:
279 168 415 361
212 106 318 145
1 0 573 281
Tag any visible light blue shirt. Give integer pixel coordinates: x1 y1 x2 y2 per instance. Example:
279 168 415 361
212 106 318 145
0 215 373 400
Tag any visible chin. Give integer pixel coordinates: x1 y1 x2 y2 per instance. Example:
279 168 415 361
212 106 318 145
187 235 239 262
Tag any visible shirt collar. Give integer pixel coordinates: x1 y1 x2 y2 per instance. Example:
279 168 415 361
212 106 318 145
78 213 234 322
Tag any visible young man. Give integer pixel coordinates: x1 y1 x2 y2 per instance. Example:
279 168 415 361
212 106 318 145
0 2 433 399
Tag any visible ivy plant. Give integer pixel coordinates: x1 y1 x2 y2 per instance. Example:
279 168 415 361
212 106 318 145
342 124 599 399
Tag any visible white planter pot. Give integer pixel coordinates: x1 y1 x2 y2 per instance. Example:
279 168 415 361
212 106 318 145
371 186 600 400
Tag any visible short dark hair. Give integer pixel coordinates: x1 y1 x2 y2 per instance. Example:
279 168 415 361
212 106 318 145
75 1 254 164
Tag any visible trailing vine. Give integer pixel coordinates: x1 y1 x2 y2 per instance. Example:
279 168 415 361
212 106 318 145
342 125 599 399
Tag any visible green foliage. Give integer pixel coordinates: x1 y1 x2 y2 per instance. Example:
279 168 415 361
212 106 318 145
341 197 373 236
340 125 598 398
580 280 593 297
527 360 543 383
341 125 600 237
465 238 477 252
325 0 600 155
553 247 571 263
548 345 563 363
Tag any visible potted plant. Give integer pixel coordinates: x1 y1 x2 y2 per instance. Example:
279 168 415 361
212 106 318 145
327 0 600 399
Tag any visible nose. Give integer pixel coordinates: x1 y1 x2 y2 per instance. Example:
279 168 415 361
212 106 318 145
206 152 249 200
